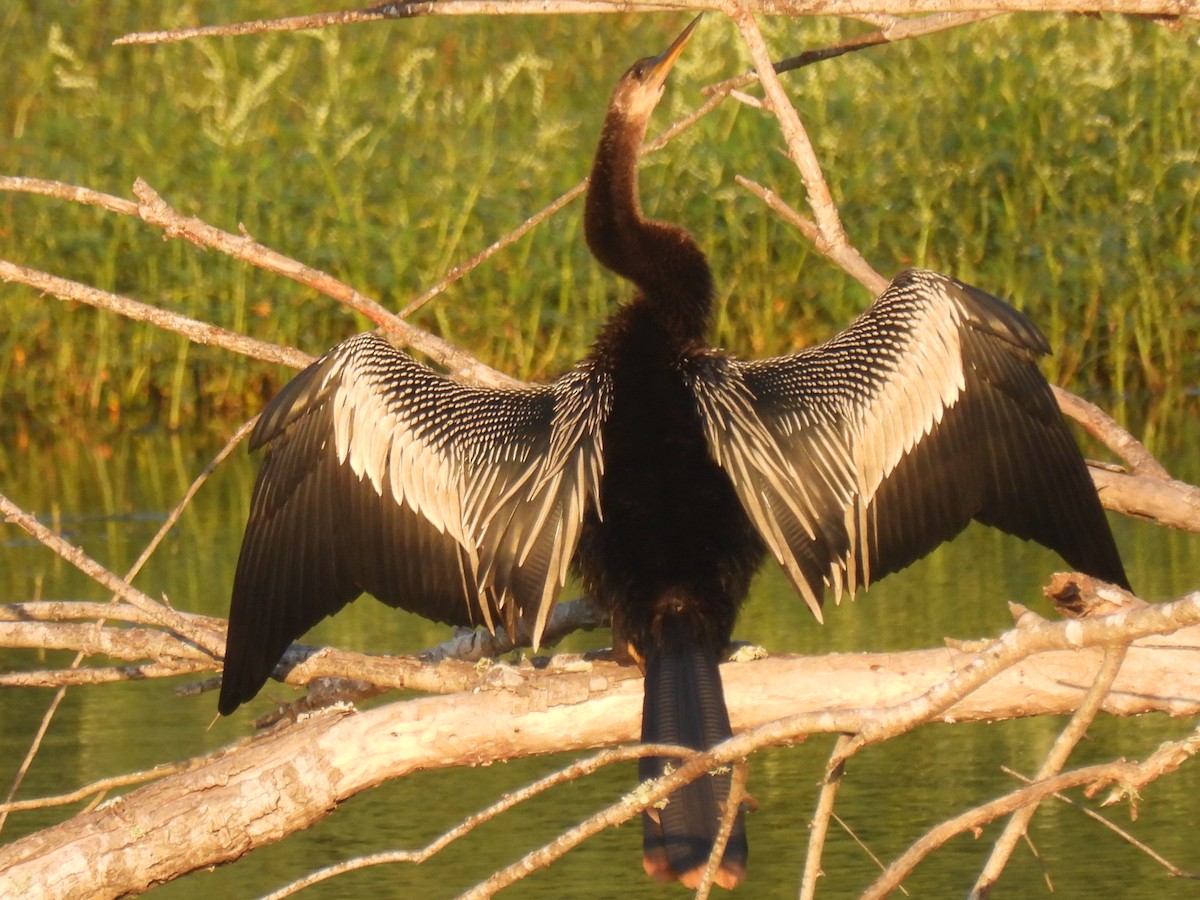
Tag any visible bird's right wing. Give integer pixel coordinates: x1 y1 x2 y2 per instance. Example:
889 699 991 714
220 332 609 713
686 268 1127 621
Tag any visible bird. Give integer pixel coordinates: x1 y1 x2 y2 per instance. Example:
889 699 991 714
219 16 1130 891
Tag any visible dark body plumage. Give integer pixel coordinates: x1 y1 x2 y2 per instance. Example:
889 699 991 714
220 19 1129 891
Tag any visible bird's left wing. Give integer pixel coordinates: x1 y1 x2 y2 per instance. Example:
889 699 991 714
684 268 1127 621
220 332 609 713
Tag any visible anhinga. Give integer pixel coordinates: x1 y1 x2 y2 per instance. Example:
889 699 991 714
220 18 1129 890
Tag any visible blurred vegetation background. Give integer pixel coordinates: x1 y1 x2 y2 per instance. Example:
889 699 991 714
1 4 1197 450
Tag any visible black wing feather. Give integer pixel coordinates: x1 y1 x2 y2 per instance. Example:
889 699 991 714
219 333 607 714
687 268 1128 618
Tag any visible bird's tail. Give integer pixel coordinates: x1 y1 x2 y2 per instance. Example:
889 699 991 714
640 621 747 890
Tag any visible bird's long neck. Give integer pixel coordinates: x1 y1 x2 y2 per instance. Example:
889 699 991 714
585 107 713 344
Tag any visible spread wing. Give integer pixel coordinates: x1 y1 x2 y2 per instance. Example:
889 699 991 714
220 332 609 713
686 268 1128 620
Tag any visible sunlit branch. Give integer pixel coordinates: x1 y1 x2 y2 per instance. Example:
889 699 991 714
860 724 1200 899
113 0 1200 47
727 3 887 290
261 742 694 899
970 643 1129 895
127 179 518 387
800 734 855 900
829 585 1199 767
0 493 223 657
1001 765 1200 880
0 259 311 371
0 763 187 816
402 70 741 317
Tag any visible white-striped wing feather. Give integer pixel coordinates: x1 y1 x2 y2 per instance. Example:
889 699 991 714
687 268 1123 618
220 332 608 713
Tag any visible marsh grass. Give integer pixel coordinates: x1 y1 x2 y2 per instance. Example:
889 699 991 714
1 6 1197 446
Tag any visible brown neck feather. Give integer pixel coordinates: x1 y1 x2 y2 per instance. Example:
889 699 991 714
585 104 713 343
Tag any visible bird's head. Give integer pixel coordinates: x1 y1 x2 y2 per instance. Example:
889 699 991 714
609 16 700 123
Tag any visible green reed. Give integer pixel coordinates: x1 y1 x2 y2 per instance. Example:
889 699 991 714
1 5 1197 446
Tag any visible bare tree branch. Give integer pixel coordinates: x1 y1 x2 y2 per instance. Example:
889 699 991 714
860 724 1200 900
0 493 222 658
970 643 1129 896
800 734 855 900
0 585 1196 897
0 763 189 817
0 259 312 371
0 175 514 386
112 0 1200 47
1090 466 1200 532
829 584 1199 767
259 742 691 899
1052 386 1173 479
728 3 887 291
1002 766 1200 880
128 179 518 386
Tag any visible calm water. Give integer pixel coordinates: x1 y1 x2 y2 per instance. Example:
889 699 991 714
1 428 1198 898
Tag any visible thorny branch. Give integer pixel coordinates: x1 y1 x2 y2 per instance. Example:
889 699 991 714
2 6 1199 899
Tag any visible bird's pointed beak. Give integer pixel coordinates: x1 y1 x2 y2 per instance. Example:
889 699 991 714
646 14 701 90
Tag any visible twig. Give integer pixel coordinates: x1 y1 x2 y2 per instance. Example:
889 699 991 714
1001 765 1200 880
0 660 214 689
0 762 189 815
455 735 748 899
735 175 827 276
726 3 885 290
1089 466 1200 532
800 733 855 900
829 589 1199 768
694 758 750 900
765 11 1008 77
0 576 52 835
0 425 248 831
969 643 1130 897
0 175 513 386
113 2 683 46
263 742 699 899
0 620 211 662
128 179 517 387
860 725 1200 899
0 494 222 657
1053 386 1172 479
0 259 311 371
402 64 743 318
0 601 226 630
832 812 909 894
0 175 138 215
401 183 588 318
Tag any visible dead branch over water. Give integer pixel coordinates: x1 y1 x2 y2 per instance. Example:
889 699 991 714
0 582 1197 897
